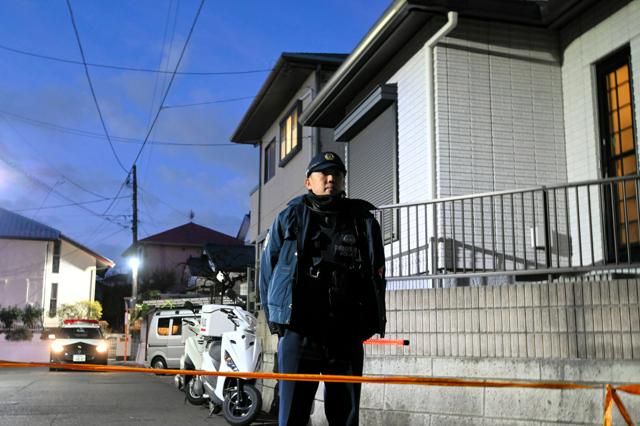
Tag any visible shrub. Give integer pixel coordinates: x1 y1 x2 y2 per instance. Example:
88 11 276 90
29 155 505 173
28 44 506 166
57 300 103 323
0 306 22 329
5 326 33 341
22 304 44 328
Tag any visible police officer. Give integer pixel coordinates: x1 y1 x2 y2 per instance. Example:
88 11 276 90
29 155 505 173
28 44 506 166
259 151 386 425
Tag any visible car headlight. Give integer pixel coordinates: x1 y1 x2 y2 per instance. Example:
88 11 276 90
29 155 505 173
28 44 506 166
51 341 64 353
96 341 108 353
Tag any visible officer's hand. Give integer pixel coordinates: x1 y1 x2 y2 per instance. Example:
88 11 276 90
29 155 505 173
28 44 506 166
268 322 284 337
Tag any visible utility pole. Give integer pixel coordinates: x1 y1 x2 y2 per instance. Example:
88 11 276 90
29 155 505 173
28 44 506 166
132 164 138 244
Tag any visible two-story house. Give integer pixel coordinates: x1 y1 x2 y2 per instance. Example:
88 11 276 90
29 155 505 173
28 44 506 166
296 0 640 424
0 207 114 327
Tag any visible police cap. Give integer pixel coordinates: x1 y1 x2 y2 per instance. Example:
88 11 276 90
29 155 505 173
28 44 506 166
306 151 347 177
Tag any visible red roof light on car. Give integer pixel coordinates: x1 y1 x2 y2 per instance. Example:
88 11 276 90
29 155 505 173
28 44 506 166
63 319 100 325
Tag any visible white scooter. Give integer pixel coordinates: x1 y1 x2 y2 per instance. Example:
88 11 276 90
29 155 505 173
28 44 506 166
175 302 263 426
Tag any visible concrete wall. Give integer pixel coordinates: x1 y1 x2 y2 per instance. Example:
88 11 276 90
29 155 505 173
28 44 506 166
306 278 640 425
0 239 47 307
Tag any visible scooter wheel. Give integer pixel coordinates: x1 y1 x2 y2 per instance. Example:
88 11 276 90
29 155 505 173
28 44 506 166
185 376 206 406
222 384 262 426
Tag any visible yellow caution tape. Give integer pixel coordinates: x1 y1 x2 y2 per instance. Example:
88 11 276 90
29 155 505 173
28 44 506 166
0 360 635 425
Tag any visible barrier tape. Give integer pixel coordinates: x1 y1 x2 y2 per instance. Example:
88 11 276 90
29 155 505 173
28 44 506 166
0 360 636 425
363 339 409 346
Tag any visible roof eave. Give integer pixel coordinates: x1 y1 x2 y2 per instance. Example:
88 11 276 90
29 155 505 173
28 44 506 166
230 53 347 144
301 0 601 128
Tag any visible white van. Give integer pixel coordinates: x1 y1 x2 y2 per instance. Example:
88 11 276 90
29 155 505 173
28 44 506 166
145 309 198 369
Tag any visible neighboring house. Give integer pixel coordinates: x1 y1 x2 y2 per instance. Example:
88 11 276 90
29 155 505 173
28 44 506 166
253 0 639 424
230 52 348 248
122 221 243 280
0 207 114 327
122 222 245 293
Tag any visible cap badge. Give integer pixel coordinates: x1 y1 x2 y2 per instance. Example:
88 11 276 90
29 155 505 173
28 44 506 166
324 153 334 161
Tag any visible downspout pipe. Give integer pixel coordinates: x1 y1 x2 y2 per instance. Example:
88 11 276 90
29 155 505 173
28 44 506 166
425 11 458 278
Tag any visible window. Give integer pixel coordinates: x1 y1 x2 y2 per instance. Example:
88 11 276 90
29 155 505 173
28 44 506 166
52 240 61 273
157 318 170 336
49 283 58 317
264 139 276 183
171 318 183 336
279 101 302 166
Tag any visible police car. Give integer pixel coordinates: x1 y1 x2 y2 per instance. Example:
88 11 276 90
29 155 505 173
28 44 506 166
49 319 108 370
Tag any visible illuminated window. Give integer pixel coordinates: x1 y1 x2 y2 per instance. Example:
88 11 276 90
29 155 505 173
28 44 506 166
597 46 638 256
279 101 302 166
157 318 170 336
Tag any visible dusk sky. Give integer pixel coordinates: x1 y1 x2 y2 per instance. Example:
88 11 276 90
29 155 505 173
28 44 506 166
0 0 391 271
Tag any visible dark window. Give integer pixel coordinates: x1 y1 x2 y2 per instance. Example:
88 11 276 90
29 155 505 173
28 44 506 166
49 283 58 317
157 318 170 336
52 240 61 273
279 101 302 166
597 46 638 260
264 139 276 183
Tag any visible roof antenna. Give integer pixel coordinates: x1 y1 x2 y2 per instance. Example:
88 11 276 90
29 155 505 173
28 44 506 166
189 210 195 222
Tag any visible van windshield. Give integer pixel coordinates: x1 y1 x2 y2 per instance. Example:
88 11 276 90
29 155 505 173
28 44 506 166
58 327 102 339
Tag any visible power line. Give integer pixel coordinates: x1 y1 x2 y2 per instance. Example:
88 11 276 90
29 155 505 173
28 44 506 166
0 155 129 228
0 42 272 76
0 114 110 200
0 109 246 147
65 0 128 174
131 0 207 168
163 95 256 109
138 185 188 218
14 196 128 212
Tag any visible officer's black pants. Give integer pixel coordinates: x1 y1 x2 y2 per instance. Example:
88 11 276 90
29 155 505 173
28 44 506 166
277 329 364 426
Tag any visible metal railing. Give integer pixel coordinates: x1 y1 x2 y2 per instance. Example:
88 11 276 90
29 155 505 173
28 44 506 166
375 174 640 283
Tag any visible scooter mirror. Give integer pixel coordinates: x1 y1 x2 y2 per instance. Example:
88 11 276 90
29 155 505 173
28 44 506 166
184 301 195 311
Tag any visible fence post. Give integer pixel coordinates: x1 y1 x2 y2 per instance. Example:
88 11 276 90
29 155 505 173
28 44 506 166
542 187 552 281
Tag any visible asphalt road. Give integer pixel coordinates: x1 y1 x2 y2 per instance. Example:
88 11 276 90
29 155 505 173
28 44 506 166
0 367 277 426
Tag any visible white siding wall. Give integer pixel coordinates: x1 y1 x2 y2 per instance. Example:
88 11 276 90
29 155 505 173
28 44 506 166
436 19 566 196
253 73 319 241
562 0 640 183
44 239 98 327
388 30 430 204
382 18 567 276
561 0 640 265
0 239 47 307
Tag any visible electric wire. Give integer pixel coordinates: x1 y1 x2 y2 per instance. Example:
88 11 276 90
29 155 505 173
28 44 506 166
0 155 128 228
130 0 207 168
0 114 110 200
0 42 271 76
14 196 128 213
0 109 244 147
65 0 128 174
162 95 256 109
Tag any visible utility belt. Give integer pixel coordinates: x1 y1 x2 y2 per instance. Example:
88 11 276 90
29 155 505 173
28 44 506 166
304 262 365 309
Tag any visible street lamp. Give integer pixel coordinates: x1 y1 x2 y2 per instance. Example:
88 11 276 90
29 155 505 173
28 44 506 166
128 257 140 302
125 257 140 363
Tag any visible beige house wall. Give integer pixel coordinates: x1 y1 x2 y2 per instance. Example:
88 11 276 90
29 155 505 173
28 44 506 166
0 239 48 307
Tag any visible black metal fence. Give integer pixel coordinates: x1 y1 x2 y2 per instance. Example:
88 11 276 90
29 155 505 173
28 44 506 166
375 174 640 283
